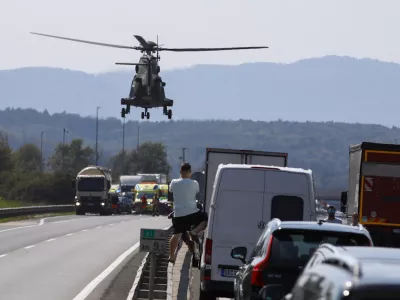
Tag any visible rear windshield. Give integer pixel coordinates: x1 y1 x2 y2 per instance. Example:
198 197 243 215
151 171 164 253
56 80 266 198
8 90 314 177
269 229 371 268
271 195 304 221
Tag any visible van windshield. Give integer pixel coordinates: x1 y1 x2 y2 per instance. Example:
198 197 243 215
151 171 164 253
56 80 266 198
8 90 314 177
269 229 371 268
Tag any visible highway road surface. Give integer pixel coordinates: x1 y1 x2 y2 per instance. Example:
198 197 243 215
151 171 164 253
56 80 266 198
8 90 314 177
0 214 170 300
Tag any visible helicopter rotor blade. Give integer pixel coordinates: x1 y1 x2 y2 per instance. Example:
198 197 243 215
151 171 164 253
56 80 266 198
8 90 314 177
133 35 150 49
30 32 140 50
158 46 268 52
115 63 147 65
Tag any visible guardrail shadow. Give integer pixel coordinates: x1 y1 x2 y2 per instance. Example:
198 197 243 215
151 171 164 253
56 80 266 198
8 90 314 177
177 251 191 300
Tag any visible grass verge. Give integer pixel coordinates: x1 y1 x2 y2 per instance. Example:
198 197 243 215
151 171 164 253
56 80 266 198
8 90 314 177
0 199 46 208
0 212 75 223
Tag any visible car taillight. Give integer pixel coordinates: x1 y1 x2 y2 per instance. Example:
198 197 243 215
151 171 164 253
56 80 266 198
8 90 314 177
251 235 273 287
204 238 212 265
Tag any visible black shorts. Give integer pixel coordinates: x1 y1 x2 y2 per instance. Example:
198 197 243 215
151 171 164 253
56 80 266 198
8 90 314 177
172 211 208 234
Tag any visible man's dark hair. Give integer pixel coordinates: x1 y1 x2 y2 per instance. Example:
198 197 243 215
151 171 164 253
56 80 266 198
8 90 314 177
180 163 191 173
328 205 336 210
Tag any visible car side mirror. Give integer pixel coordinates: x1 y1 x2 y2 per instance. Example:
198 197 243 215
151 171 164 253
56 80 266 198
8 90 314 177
231 247 247 264
340 191 348 213
258 284 285 300
72 180 76 189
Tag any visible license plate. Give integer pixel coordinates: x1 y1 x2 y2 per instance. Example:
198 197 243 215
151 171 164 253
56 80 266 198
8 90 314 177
221 269 238 277
88 203 94 206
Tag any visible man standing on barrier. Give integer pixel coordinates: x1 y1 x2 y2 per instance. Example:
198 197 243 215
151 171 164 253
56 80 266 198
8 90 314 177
168 162 208 263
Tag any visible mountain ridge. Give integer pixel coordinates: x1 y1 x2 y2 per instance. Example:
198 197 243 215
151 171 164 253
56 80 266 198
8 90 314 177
1 55 399 125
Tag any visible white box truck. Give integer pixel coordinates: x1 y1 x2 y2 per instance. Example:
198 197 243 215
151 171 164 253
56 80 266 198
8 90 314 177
203 148 288 215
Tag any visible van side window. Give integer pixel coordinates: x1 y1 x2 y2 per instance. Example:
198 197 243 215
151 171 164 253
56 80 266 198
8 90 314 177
271 195 304 221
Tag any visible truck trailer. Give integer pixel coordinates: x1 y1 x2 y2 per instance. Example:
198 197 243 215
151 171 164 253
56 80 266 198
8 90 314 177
73 166 112 215
341 142 400 247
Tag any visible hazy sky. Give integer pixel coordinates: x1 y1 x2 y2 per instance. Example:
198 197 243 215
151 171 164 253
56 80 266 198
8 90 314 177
1 0 399 74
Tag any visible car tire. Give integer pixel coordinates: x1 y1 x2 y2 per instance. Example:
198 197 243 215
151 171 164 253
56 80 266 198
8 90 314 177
199 289 216 300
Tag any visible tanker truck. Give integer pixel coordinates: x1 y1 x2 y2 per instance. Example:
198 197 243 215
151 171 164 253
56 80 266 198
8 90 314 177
72 166 112 215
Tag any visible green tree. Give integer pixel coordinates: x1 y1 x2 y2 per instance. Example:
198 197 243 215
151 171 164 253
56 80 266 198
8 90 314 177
49 138 95 174
135 142 170 174
109 142 170 177
12 143 42 173
0 131 13 173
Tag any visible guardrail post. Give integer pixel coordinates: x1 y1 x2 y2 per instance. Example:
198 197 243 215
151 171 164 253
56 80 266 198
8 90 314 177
149 251 156 300
139 228 169 299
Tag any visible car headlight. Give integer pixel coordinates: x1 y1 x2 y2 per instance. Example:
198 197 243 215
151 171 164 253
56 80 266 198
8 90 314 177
76 202 80 206
101 202 105 206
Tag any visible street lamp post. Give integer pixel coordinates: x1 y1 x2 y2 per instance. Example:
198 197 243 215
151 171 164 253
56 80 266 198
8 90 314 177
95 106 100 165
137 123 140 150
40 130 44 172
122 117 125 167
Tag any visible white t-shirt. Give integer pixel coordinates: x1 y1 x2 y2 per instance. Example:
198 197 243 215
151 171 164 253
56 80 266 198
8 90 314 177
324 218 343 224
169 178 199 217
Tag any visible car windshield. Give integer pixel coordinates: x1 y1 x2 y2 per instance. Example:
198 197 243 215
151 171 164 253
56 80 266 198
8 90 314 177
269 229 371 268
77 178 104 191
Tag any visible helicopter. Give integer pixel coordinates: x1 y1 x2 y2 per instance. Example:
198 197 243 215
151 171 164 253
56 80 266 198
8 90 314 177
30 32 268 120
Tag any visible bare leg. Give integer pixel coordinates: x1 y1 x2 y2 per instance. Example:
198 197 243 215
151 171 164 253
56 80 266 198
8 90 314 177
191 221 207 235
169 233 182 262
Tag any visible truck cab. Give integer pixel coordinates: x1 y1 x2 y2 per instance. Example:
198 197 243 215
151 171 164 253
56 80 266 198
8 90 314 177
73 166 112 215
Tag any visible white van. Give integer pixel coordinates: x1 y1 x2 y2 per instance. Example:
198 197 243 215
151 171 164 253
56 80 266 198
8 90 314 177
199 164 316 299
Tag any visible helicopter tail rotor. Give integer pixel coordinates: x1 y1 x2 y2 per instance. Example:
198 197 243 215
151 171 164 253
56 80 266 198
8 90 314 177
133 35 150 49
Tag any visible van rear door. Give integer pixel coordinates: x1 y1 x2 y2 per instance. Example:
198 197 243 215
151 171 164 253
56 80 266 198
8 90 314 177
210 168 265 281
262 170 312 222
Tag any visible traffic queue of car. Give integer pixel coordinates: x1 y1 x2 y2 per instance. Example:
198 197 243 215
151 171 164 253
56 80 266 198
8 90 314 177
109 182 172 216
196 163 400 300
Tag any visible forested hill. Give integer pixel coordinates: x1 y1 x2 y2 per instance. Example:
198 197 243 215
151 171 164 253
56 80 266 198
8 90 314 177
1 108 399 188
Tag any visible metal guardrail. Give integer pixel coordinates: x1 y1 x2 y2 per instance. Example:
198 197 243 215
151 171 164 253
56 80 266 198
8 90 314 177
0 205 75 218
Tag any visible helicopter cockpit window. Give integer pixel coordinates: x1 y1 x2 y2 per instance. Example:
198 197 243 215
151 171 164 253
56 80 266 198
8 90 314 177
151 60 158 74
138 62 147 74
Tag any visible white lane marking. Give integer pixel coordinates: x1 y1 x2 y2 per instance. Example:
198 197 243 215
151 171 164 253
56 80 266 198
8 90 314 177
0 254 7 258
109 223 114 226
96 226 103 229
81 229 88 232
45 238 56 242
72 242 140 300
0 216 91 234
65 233 74 236
24 245 35 249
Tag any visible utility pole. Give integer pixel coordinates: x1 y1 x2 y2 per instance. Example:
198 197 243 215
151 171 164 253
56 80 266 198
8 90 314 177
95 106 100 165
181 147 187 164
40 130 44 172
137 123 140 150
62 128 68 145
122 117 125 167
